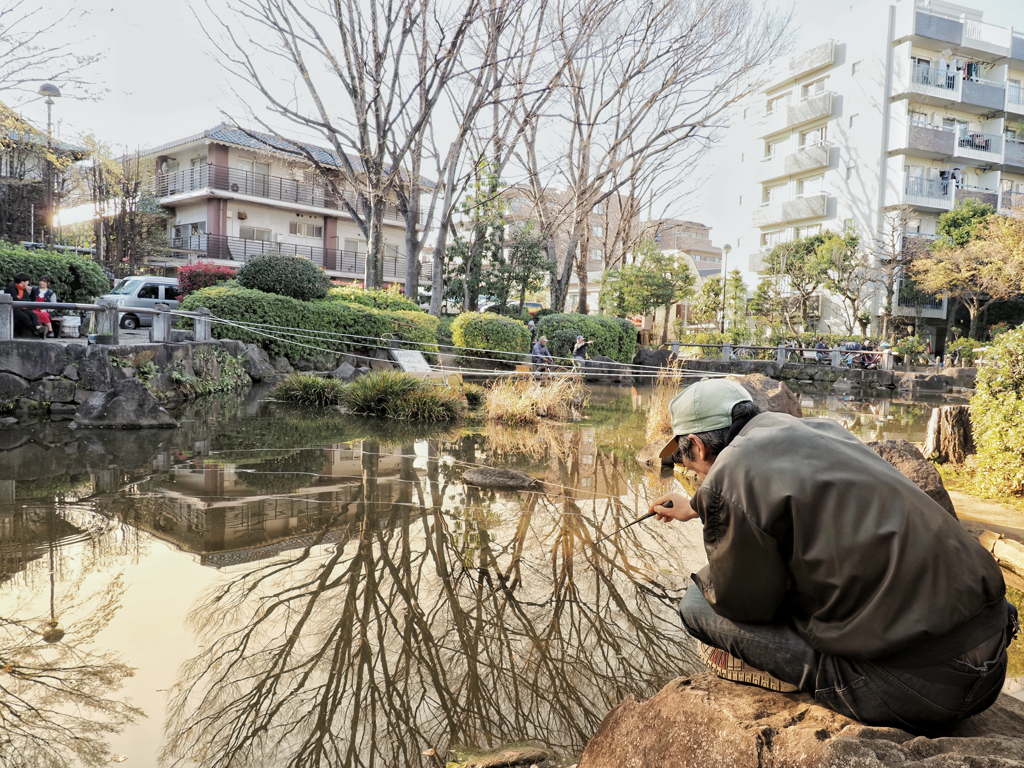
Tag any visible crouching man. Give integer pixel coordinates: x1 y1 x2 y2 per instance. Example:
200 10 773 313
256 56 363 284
650 378 1018 731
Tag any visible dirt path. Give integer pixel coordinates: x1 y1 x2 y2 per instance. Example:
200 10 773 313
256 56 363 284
951 490 1024 543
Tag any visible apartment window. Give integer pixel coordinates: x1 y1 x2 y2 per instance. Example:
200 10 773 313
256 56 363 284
345 239 367 254
385 245 400 261
593 202 604 214
239 226 272 241
801 78 827 100
846 165 855 181
766 92 791 115
765 139 784 159
592 225 604 237
909 109 929 127
191 156 207 169
763 184 786 203
852 61 861 76
849 113 858 129
798 176 823 197
761 230 785 248
905 218 922 234
172 222 206 239
800 125 826 147
795 224 821 238
590 249 604 263
289 221 324 238
511 197 524 212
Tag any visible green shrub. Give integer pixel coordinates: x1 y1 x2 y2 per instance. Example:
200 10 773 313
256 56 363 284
274 373 348 407
178 284 439 363
341 370 465 421
894 335 926 358
534 314 637 363
461 382 486 410
0 242 108 304
236 253 331 301
945 337 987 366
971 326 1024 496
451 311 531 363
327 284 421 312
533 308 558 320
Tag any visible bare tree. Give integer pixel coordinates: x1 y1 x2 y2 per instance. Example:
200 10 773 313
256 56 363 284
874 204 918 341
208 0 481 289
517 0 791 313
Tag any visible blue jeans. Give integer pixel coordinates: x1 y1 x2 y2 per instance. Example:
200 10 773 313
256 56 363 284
678 588 1010 732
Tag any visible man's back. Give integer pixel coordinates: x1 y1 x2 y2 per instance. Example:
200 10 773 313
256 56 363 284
693 412 1006 661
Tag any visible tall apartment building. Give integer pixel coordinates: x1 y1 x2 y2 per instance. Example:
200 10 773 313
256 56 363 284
141 124 428 286
729 0 1024 345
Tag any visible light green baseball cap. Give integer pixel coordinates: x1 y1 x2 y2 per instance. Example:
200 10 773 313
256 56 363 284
658 379 753 459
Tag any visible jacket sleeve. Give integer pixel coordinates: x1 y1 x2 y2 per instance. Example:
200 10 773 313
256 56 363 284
690 485 788 624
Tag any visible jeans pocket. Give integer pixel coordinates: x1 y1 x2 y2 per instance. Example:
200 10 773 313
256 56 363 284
815 676 900 727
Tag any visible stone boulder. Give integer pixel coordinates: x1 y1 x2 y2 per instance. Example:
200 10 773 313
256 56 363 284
866 439 956 518
633 347 675 371
728 373 802 418
578 673 1024 768
24 378 77 403
328 362 358 382
0 340 69 380
0 371 28 402
463 468 540 491
270 355 293 374
72 379 177 429
78 346 118 391
584 356 633 384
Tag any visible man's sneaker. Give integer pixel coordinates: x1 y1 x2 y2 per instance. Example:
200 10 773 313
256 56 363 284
698 642 798 693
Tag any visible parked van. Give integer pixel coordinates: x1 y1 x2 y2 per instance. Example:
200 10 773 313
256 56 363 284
101 276 180 330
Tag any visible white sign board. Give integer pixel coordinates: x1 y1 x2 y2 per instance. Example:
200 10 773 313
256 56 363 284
389 348 433 373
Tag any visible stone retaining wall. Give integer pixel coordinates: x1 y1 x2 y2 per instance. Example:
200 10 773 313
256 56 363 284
0 339 278 421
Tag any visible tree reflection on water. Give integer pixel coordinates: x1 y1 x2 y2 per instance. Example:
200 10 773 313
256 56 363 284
161 429 698 768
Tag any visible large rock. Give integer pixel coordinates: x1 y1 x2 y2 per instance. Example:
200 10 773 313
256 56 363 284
73 379 177 429
78 346 118 391
24 378 77 403
866 439 957 518
463 468 540 490
328 362 357 382
728 373 802 418
241 343 276 382
633 347 675 371
0 371 28 402
584 356 633 384
578 673 1024 768
0 340 68 379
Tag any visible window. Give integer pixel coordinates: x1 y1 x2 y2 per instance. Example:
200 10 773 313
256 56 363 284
164 286 180 302
289 221 324 238
173 222 206 239
800 125 826 147
763 184 786 203
345 239 367 254
795 224 821 238
765 139 784 159
590 249 603 263
909 109 929 127
236 159 271 196
239 226 272 241
766 92 791 115
138 284 161 300
592 225 604 237
593 202 604 214
846 165 855 181
852 61 861 75
191 156 207 168
511 197 524 212
798 176 823 197
905 218 922 234
801 78 827 99
761 230 785 248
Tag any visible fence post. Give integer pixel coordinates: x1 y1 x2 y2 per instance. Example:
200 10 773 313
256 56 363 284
0 294 12 341
96 299 120 345
194 307 212 342
880 349 894 371
671 340 679 356
776 344 787 365
721 343 732 361
152 303 172 343
831 348 843 368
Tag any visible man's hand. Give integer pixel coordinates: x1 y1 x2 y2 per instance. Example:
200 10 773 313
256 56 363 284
649 492 698 523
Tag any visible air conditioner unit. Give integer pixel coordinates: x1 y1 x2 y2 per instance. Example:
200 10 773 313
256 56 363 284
237 211 247 220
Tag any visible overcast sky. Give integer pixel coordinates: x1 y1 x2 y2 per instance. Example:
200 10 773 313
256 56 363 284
20 0 1024 256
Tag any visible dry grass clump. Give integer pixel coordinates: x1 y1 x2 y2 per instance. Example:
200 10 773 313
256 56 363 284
273 373 348 407
646 363 686 443
485 376 587 425
484 420 564 459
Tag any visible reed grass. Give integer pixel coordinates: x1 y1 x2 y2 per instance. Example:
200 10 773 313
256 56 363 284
646 363 686 444
273 373 348 407
485 375 587 425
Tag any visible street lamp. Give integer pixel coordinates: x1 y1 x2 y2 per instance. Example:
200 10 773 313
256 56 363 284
720 243 732 333
37 82 60 246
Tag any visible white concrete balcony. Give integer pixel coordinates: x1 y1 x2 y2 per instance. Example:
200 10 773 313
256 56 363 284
787 92 833 130
902 177 953 212
752 193 828 228
954 127 1003 163
1005 138 1024 171
785 142 830 175
789 42 835 79
962 19 1012 57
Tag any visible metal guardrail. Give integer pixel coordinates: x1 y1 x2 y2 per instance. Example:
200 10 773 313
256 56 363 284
667 340 895 370
1 295 210 345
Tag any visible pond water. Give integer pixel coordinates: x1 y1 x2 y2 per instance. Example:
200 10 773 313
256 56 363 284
0 384 1020 767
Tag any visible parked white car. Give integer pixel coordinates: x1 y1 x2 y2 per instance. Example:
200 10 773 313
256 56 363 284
100 276 180 329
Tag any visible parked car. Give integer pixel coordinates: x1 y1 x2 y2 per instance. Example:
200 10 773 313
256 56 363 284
101 276 180 329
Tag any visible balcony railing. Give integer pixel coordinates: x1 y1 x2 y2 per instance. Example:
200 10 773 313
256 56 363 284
911 64 955 92
168 233 433 283
155 164 428 225
903 176 953 210
1009 83 1023 107
1003 190 1024 211
955 127 1002 160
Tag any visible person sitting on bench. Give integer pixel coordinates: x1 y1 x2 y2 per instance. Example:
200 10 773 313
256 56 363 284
4 273 45 337
531 335 553 372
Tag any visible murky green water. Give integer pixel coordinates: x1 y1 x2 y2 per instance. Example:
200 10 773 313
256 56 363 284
0 384 1020 767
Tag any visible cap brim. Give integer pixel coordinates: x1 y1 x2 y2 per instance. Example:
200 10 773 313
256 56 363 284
658 436 680 460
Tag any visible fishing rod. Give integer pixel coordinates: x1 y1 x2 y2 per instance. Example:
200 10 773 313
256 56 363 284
576 500 676 558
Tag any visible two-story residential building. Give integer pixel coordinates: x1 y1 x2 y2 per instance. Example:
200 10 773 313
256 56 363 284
728 0 1024 347
141 124 430 287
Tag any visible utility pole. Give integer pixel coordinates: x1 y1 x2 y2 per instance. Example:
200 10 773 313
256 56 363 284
719 243 732 333
37 83 61 246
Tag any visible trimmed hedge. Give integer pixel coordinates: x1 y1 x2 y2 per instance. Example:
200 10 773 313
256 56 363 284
178 284 439 362
327 285 421 312
0 243 108 304
237 253 331 301
534 313 637 364
178 263 236 296
970 326 1024 496
451 311 531 363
